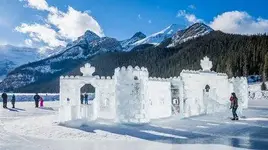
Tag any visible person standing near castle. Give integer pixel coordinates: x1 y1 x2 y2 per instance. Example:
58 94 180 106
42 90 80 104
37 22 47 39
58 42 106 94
80 94 84 104
2 92 8 108
84 93 88 104
11 94 16 108
40 96 44 107
34 93 40 108
230 92 239 120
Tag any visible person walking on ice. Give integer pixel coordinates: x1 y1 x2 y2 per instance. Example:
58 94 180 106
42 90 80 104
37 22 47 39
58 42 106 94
34 93 40 108
230 92 239 120
11 94 16 108
40 96 44 107
2 92 8 108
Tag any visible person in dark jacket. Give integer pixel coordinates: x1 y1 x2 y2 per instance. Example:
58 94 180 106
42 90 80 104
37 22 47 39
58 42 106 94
11 94 16 108
84 93 88 105
2 92 8 108
34 93 40 108
80 94 84 104
230 92 239 120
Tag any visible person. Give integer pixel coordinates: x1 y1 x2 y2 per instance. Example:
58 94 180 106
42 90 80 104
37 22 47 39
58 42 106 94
11 94 16 108
34 93 40 108
40 96 44 107
230 92 239 120
2 92 8 108
80 93 84 104
84 93 88 104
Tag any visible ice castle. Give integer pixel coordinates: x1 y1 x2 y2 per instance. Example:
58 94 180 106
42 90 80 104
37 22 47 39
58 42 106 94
59 56 248 124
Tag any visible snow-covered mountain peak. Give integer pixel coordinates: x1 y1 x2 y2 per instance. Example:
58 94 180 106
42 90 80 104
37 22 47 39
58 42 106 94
131 32 146 39
154 24 179 35
120 32 146 51
168 23 213 47
132 24 180 47
67 30 100 47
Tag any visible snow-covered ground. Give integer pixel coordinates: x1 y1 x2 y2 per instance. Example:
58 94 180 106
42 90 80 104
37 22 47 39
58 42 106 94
0 99 268 150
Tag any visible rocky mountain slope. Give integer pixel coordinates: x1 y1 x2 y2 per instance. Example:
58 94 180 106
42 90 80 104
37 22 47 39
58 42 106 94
131 24 179 47
0 45 45 81
120 32 146 51
3 31 268 93
0 23 229 92
0 30 122 91
168 23 213 47
121 23 213 51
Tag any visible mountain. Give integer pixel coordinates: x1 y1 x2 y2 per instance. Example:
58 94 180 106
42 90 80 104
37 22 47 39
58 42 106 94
132 24 179 47
0 45 44 81
168 23 213 47
121 23 213 51
0 30 122 91
0 45 65 81
120 32 146 51
2 31 268 93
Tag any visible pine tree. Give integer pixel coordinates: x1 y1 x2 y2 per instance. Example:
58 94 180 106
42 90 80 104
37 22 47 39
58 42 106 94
263 52 268 81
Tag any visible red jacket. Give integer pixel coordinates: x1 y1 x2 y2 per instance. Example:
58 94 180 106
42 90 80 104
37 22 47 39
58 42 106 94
230 96 238 108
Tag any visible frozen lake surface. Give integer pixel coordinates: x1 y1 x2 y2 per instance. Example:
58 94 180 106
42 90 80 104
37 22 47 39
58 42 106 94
0 100 268 150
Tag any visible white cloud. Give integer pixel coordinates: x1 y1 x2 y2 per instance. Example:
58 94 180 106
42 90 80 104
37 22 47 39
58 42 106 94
177 10 203 24
188 5 196 10
24 39 33 47
22 0 49 11
209 11 268 34
15 23 66 47
48 6 104 40
17 0 104 47
148 20 152 24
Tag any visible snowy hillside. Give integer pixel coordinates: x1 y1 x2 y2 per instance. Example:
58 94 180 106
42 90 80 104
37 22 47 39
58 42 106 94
132 24 179 47
121 23 213 51
120 32 146 51
0 45 42 81
0 45 64 81
0 30 122 91
168 23 213 47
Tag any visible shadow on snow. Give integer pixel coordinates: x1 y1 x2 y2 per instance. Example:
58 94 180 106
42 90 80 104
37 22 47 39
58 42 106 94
60 119 268 150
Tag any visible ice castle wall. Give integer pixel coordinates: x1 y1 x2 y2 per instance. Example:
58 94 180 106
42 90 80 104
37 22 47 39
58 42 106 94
148 79 172 119
115 66 150 124
180 70 230 117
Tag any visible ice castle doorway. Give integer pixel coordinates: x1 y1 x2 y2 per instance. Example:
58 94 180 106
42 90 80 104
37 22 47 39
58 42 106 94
80 84 96 105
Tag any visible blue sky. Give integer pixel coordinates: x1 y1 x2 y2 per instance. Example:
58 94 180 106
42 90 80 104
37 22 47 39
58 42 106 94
0 0 268 49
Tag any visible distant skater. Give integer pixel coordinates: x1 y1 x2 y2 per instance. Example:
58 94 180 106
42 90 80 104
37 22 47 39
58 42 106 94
40 96 44 107
34 93 40 108
2 92 8 108
11 94 16 108
230 92 239 120
84 93 88 104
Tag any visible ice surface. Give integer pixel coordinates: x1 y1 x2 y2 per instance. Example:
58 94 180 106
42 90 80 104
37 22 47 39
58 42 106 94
0 100 268 150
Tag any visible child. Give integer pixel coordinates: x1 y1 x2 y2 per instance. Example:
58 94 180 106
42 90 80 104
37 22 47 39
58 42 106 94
40 96 44 107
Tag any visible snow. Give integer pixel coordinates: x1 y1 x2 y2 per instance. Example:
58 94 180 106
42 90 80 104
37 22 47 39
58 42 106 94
0 99 268 150
132 24 179 47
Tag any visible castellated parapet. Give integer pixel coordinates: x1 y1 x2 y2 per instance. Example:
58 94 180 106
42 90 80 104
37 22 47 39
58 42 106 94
114 66 150 124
